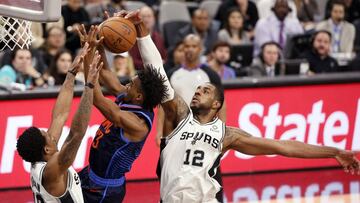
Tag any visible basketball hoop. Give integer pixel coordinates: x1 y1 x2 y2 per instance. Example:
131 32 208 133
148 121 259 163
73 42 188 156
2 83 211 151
0 16 34 51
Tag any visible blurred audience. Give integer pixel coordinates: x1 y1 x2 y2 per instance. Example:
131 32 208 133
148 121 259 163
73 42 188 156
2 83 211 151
0 49 45 88
103 0 126 17
254 0 303 55
129 6 167 69
218 8 251 45
294 0 319 30
207 41 236 80
164 41 185 72
316 0 355 54
43 49 73 86
39 26 67 67
215 0 259 33
301 30 339 73
112 52 136 82
61 0 90 53
168 34 222 105
174 9 218 56
248 41 282 77
325 0 360 23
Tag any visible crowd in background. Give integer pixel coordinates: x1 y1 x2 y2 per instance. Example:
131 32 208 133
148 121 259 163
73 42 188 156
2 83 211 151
0 0 360 90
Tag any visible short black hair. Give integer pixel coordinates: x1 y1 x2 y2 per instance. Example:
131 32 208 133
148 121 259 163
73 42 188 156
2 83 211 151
211 83 225 111
138 66 169 109
211 41 231 52
330 0 346 11
16 127 45 163
11 48 32 62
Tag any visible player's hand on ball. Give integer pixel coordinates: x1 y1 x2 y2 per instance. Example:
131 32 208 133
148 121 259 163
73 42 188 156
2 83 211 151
69 42 89 74
124 10 142 26
87 50 103 84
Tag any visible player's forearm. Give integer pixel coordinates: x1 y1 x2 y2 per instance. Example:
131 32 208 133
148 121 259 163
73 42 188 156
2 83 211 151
279 140 340 159
136 34 174 102
135 22 150 38
51 72 76 122
59 86 93 168
70 86 93 139
98 47 124 95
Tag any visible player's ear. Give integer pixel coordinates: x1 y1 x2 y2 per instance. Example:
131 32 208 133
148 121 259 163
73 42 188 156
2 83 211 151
135 92 143 101
212 100 221 110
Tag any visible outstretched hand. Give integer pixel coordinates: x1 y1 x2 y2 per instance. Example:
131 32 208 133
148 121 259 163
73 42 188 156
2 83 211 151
87 50 103 85
69 42 90 74
335 150 360 175
76 25 103 49
105 10 142 26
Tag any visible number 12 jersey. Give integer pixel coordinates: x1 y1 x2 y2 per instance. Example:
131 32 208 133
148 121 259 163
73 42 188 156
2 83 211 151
159 111 225 203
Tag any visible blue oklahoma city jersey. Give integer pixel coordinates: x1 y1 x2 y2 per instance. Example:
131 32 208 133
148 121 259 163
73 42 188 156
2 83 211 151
89 93 154 179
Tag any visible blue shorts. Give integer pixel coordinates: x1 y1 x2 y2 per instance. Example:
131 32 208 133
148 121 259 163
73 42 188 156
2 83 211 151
79 166 126 203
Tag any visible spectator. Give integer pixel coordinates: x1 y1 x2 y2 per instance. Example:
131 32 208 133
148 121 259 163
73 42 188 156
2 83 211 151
325 0 360 23
215 0 259 33
207 41 236 80
294 0 319 30
129 6 167 69
254 0 303 55
316 0 356 53
257 0 298 19
164 41 185 72
112 52 136 82
103 0 126 17
31 18 65 49
0 49 45 88
1 48 47 74
174 9 218 56
218 7 251 45
43 50 73 86
248 41 282 77
61 0 90 53
39 26 66 67
301 30 339 73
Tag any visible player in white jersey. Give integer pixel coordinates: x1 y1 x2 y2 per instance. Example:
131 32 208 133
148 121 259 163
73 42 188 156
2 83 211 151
16 43 103 203
121 10 360 203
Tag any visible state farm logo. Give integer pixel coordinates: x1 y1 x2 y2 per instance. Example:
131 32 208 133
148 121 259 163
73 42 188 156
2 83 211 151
235 99 360 159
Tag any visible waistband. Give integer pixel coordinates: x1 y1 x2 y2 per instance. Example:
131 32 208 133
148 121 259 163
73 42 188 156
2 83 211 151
89 169 125 187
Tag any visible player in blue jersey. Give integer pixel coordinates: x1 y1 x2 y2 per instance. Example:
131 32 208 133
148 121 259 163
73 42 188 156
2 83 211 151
76 14 173 202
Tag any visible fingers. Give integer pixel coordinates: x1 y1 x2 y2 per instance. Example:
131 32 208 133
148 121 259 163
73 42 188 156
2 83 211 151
114 10 128 17
104 11 110 19
97 62 104 72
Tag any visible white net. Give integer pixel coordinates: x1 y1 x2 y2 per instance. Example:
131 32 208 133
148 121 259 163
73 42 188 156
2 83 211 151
0 16 33 51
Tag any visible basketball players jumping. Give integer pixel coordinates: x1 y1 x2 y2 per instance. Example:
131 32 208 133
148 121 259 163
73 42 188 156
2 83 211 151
120 10 360 203
75 20 171 202
16 43 103 202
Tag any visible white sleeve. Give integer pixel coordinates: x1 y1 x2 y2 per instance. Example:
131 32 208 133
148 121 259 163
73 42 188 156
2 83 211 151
136 35 175 103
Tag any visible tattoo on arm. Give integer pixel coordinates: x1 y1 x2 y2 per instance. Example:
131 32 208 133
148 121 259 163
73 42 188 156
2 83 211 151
58 88 93 168
174 94 190 124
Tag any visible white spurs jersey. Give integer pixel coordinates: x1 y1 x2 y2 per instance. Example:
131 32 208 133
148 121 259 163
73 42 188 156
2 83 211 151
30 162 84 203
160 111 225 203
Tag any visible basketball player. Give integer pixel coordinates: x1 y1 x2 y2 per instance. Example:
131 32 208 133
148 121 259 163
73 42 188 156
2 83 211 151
120 11 360 203
16 43 103 203
75 22 172 202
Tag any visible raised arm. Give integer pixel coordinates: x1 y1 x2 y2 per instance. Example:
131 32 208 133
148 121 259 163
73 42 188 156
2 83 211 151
124 11 188 135
223 126 360 174
43 51 102 195
77 24 126 95
47 43 89 144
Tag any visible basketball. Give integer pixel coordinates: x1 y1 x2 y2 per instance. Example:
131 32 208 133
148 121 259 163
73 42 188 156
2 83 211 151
99 17 136 53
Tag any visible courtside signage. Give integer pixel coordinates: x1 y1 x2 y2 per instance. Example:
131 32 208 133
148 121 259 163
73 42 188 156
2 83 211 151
0 83 359 188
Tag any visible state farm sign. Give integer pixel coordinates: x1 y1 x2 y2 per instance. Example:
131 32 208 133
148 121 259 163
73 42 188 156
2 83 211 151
0 83 359 189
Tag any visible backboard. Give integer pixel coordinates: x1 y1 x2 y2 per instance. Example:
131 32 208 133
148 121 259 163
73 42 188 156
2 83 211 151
0 0 61 22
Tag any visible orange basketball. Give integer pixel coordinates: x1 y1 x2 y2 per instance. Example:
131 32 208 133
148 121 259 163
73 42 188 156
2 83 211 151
99 17 136 53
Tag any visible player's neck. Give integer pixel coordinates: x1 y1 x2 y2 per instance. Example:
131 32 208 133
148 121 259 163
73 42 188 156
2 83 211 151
193 110 217 124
